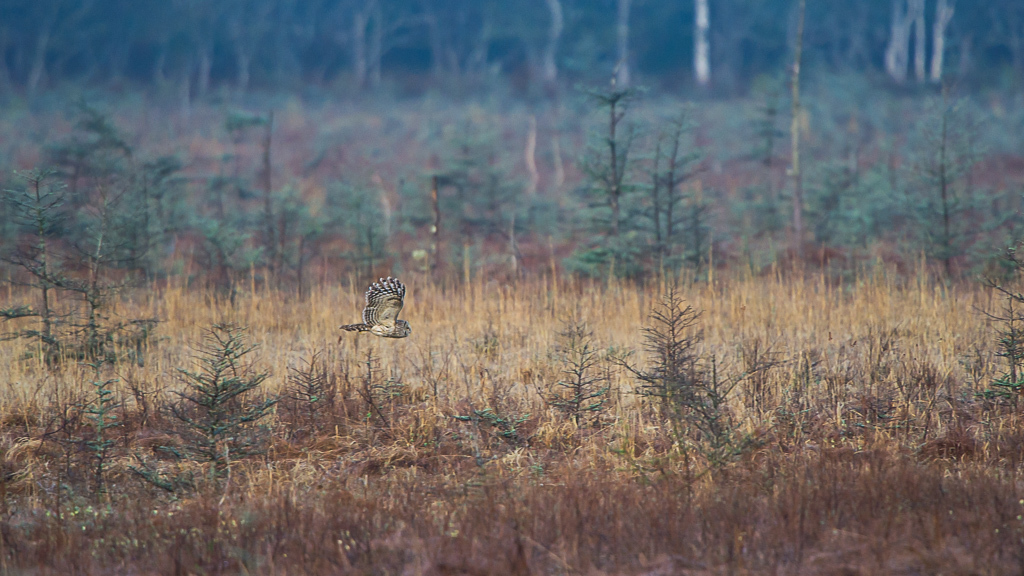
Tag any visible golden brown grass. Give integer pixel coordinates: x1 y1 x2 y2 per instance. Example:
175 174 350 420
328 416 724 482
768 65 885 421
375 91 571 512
0 270 1022 574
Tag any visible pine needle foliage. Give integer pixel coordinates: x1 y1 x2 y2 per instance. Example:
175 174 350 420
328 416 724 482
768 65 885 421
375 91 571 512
545 315 610 429
617 285 744 465
170 323 276 477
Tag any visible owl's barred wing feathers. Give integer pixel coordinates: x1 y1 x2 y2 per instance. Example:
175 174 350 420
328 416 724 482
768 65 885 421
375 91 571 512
340 277 410 338
362 276 405 327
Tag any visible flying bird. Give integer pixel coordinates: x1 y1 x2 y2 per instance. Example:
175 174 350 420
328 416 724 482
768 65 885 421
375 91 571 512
340 276 412 339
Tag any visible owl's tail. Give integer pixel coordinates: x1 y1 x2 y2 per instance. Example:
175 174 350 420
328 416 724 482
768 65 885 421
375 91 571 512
340 323 371 332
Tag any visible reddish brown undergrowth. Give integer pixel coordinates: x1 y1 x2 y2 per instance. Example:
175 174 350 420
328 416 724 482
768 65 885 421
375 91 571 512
0 274 1022 574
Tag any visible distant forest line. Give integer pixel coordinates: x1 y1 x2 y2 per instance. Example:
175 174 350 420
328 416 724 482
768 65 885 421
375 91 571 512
0 0 1022 97
0 1 1022 294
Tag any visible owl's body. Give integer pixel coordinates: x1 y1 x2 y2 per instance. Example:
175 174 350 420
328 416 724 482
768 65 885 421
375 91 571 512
340 276 412 339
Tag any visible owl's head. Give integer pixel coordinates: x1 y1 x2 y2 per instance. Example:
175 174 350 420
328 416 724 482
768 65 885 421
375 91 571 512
396 319 412 337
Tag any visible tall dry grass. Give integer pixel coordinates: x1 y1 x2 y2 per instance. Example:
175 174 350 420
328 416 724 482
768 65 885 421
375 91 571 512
0 270 1020 574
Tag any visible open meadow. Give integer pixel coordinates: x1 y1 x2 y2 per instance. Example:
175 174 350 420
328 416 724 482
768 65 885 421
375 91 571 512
1 2 1023 571
0 269 1022 573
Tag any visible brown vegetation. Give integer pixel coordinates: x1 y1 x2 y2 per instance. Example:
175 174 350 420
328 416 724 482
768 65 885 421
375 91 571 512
0 269 1022 574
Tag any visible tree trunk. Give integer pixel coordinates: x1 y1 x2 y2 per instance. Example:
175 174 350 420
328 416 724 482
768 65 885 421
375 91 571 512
884 0 921 84
197 47 212 98
27 29 50 97
353 8 368 89
263 111 275 280
430 175 441 277
543 0 563 91
467 12 491 77
369 2 383 88
424 8 445 79
236 49 251 94
608 97 622 238
153 41 167 85
552 132 565 191
930 0 955 82
912 0 926 82
651 138 663 255
694 0 711 87
179 71 191 118
297 236 307 300
525 115 539 196
790 0 806 258
615 0 631 87
664 116 686 257
32 178 53 343
0 29 12 90
957 33 973 76
939 104 952 276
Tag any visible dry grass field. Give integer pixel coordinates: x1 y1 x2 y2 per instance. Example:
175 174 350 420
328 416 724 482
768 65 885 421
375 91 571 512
0 268 1022 574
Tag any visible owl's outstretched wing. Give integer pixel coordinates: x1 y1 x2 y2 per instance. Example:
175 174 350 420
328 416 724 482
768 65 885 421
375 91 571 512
362 276 406 327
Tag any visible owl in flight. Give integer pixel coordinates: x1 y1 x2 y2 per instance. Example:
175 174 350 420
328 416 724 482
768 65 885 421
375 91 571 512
340 276 412 338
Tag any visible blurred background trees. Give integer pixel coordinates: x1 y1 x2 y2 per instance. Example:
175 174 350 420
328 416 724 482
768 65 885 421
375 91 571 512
0 0 1021 286
0 0 1019 97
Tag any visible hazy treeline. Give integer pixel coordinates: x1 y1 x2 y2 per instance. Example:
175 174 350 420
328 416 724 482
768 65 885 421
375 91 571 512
0 1 1021 293
0 88 1020 295
1 0 1023 96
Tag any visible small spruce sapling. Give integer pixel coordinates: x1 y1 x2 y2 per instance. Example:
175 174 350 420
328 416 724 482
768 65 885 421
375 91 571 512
1 170 68 360
616 285 745 465
545 315 610 429
285 349 336 435
170 323 277 479
980 244 1024 407
84 360 120 496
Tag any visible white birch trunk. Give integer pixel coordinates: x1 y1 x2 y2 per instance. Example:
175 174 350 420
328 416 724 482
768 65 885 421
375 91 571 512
615 0 631 87
525 115 539 196
694 0 710 87
884 0 915 84
930 0 954 82
543 0 563 88
911 0 926 82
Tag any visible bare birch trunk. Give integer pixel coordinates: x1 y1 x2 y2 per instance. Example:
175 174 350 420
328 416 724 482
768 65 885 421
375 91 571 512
790 0 806 258
912 0 926 82
694 0 710 87
615 0 631 87
884 0 920 84
369 2 383 88
27 29 50 97
525 115 539 196
930 0 955 82
543 0 563 90
353 9 368 89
